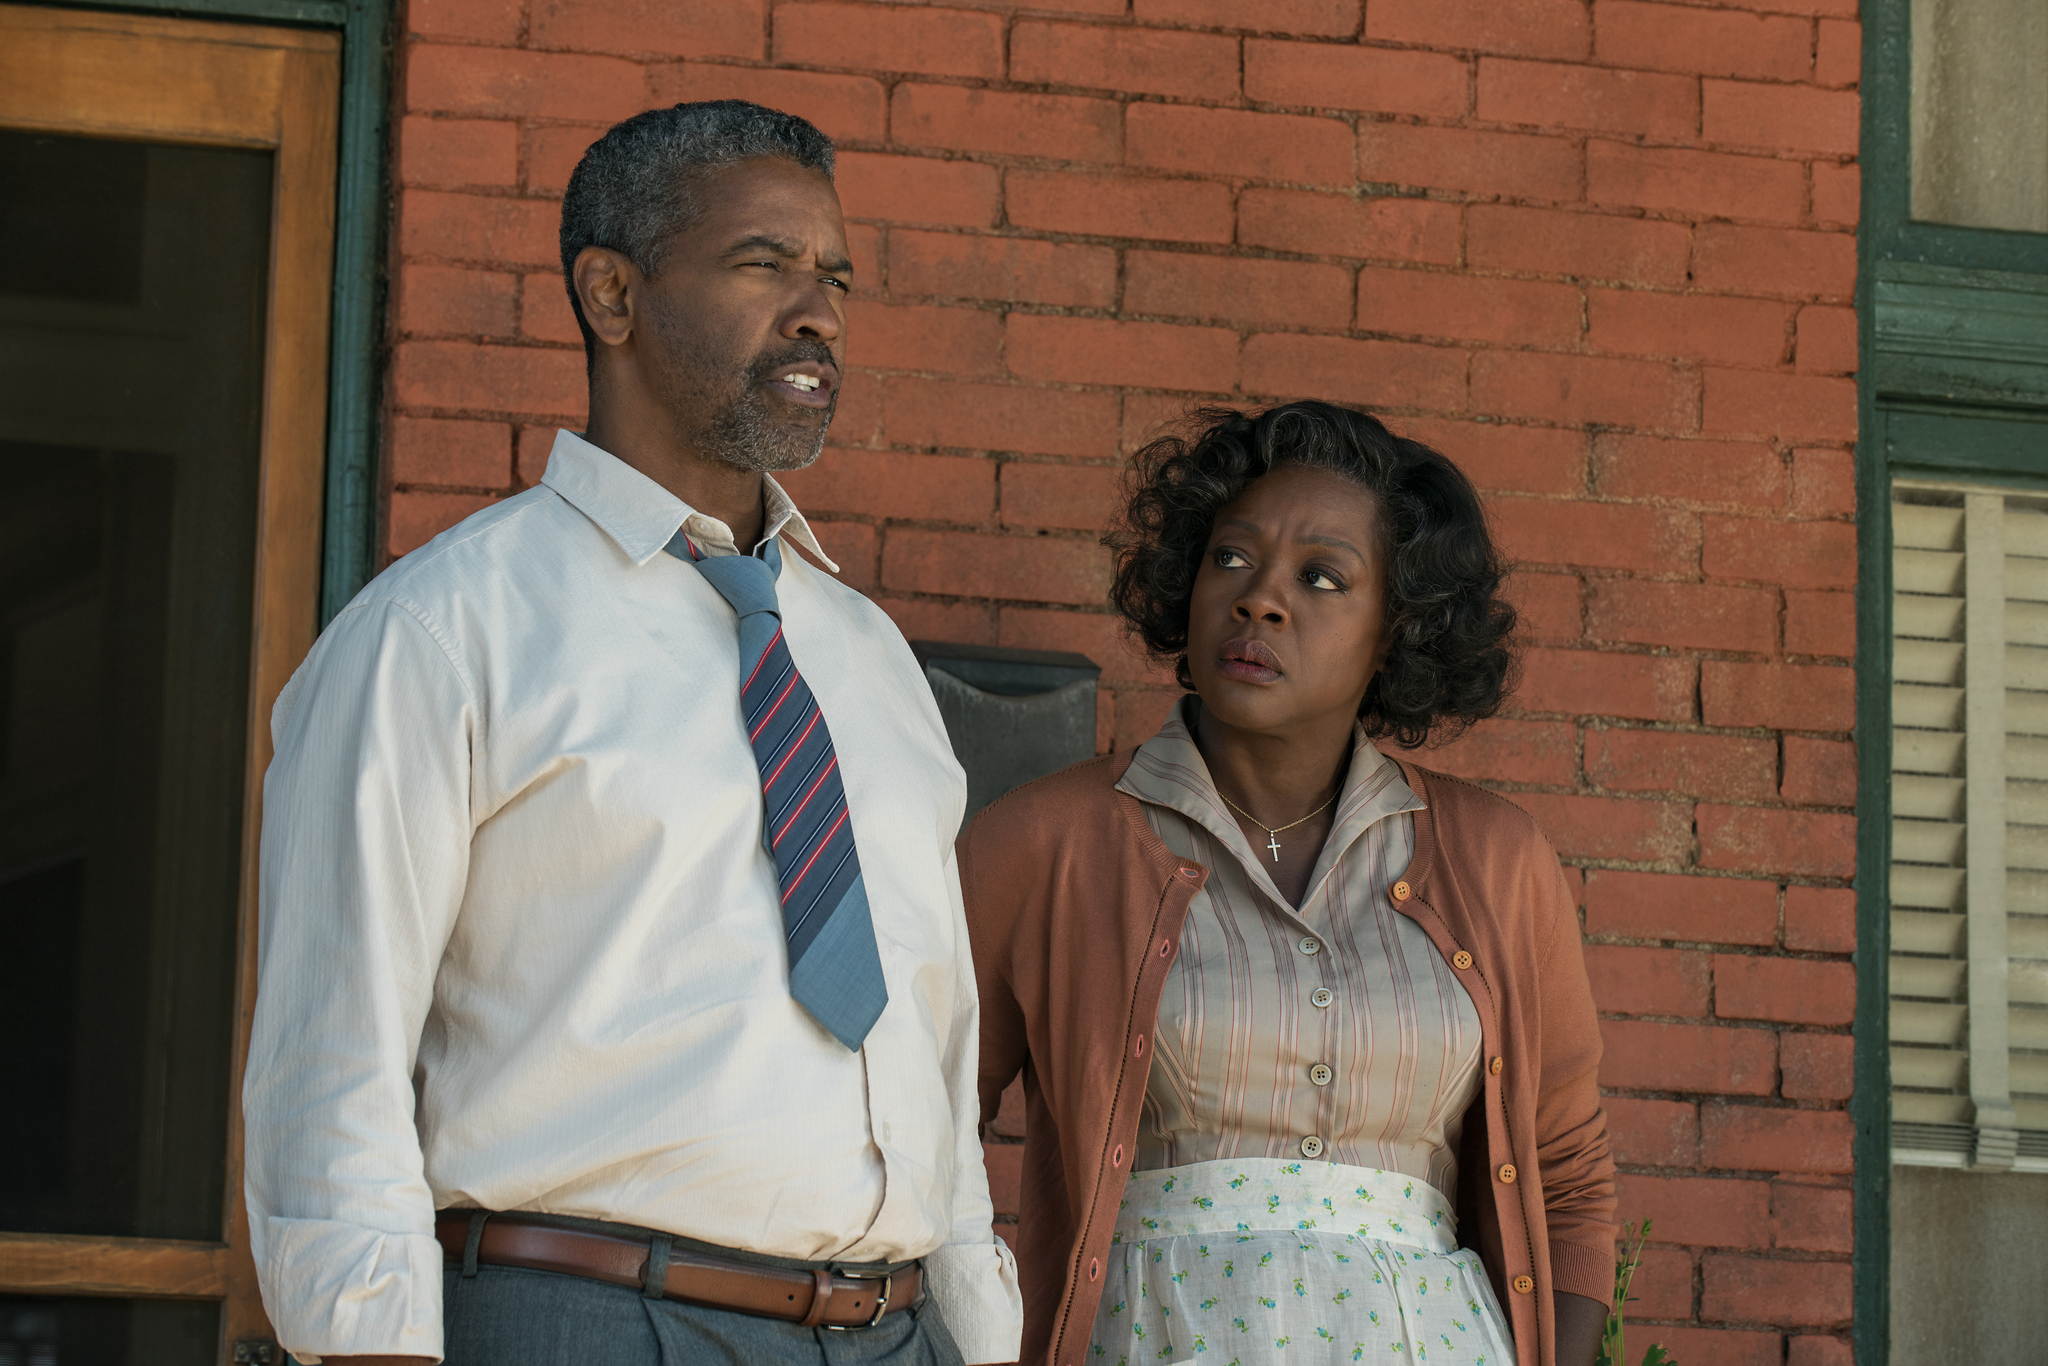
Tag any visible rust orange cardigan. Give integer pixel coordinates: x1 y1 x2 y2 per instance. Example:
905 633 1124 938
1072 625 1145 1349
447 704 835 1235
960 749 1616 1366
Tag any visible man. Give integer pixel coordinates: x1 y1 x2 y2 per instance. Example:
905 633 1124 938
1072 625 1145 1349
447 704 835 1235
243 101 1022 1366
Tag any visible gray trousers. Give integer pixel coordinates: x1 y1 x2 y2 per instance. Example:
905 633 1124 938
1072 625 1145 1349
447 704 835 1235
439 1243 965 1366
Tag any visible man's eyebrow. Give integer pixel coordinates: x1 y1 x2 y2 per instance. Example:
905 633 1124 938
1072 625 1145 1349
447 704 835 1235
723 234 855 276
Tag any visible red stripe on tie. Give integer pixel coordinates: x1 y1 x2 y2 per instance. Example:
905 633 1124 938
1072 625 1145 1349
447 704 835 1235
749 672 801 741
762 709 823 792
741 625 783 695
782 808 851 904
774 756 840 847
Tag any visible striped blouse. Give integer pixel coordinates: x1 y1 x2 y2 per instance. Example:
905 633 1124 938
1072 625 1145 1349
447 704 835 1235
1117 701 1485 1199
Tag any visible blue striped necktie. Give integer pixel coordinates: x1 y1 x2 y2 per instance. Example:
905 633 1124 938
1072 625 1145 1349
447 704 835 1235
667 531 887 1051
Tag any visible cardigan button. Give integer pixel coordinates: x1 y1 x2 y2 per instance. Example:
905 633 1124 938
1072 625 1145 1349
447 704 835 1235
1391 880 1411 902
1498 1163 1518 1184
1513 1275 1534 1295
1452 950 1474 970
1489 1056 1504 1076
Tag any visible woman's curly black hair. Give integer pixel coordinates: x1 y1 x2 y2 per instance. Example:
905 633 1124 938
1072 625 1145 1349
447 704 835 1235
1105 400 1516 749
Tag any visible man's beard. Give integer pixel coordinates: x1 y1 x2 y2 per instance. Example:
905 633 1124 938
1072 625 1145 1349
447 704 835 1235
701 342 838 473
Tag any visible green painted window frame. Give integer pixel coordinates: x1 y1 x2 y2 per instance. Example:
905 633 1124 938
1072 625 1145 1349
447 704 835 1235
51 0 390 624
1857 1 2048 1362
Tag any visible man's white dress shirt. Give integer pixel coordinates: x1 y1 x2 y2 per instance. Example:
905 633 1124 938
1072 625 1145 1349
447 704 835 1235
243 431 1022 1362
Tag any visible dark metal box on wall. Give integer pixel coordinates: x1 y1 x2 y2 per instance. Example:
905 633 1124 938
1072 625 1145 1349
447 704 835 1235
910 641 1100 822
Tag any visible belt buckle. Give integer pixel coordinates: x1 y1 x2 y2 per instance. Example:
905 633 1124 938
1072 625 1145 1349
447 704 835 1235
821 1268 891 1331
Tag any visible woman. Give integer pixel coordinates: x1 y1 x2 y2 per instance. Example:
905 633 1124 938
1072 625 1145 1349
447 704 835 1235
961 402 1614 1366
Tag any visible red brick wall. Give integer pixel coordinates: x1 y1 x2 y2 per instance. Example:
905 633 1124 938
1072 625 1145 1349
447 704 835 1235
387 1 1861 1359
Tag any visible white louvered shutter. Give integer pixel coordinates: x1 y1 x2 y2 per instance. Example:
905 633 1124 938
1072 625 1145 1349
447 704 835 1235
1891 485 2048 1170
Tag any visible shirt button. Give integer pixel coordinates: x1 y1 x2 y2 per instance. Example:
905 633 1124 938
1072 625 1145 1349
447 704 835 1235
1311 987 1334 1009
1391 880 1412 902
1513 1275 1534 1295
1489 1056 1504 1076
1498 1163 1518 1184
1299 937 1321 956
1452 950 1474 970
1300 1135 1325 1158
1309 1063 1333 1087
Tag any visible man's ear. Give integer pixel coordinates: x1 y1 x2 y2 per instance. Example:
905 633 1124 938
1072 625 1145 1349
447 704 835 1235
573 246 638 350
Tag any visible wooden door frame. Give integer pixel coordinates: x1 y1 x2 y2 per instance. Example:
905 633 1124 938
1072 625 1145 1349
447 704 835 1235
0 6 341 1353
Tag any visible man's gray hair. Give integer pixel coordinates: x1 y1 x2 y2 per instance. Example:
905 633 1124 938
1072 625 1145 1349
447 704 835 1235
558 100 836 351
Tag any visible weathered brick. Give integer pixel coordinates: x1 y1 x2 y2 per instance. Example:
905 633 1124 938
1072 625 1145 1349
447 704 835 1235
1010 316 1240 392
1419 718 1578 786
825 371 884 449
399 264 518 338
1001 462 1122 531
884 377 1120 459
407 0 519 43
1595 2 1813 80
1247 40 1467 117
1358 123 1582 201
1479 58 1700 138
1588 289 1788 368
1359 268 1582 348
1781 734 1856 805
1815 18 1860 88
1584 869 1780 946
1397 418 1586 495
1698 805 1856 879
1242 333 1467 411
515 423 559 486
878 595 998 647
837 153 999 228
645 64 886 142
524 125 601 195
1130 252 1355 330
401 189 559 269
1795 305 1859 375
1116 687 1187 749
1602 1020 1778 1095
406 45 645 123
1628 1246 1698 1319
1240 189 1461 264
1501 502 1700 578
1008 169 1234 245
1772 1181 1852 1252
1515 648 1693 722
808 520 878 592
883 529 1110 605
1015 21 1240 101
391 415 514 488
1589 728 1777 801
1781 1033 1855 1102
1127 104 1357 187
1593 433 1786 510
1468 205 1693 286
394 340 586 415
389 490 499 557
1705 515 1856 589
1509 792 1693 862
1811 162 1859 229
1366 0 1590 59
1000 606 1170 688
1505 570 1584 641
891 84 1121 163
1701 1253 1853 1326
401 116 518 188
1787 1335 1855 1366
1784 886 1856 954
1619 1173 1772 1248
1694 225 1857 300
1605 1096 1700 1166
1645 1328 1783 1366
1471 351 1696 430
1588 944 1713 1017
773 3 1003 78
1588 142 1807 224
1704 79 1860 156
1134 0 1358 36
528 0 764 60
1589 580 1778 655
520 272 584 346
890 231 1116 308
1705 369 1859 443
1702 661 1853 731
1714 954 1855 1025
1791 448 1855 518
775 448 994 523
844 301 1000 377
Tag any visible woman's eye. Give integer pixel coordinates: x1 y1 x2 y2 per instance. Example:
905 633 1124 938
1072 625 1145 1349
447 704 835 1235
1304 569 1344 591
1215 548 1248 568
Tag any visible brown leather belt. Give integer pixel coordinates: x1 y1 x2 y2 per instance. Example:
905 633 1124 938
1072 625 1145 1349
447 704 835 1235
434 1213 920 1330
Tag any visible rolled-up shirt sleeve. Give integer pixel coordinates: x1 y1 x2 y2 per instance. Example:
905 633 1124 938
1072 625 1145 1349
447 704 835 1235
920 846 1025 1365
242 598 477 1361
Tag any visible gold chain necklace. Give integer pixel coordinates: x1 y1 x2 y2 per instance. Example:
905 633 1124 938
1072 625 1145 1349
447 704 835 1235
1219 788 1339 863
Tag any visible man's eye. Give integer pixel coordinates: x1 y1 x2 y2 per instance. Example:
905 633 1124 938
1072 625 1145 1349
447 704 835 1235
820 275 850 293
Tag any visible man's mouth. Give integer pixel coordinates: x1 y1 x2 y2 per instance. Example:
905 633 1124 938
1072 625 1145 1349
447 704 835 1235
764 359 837 410
1217 637 1283 684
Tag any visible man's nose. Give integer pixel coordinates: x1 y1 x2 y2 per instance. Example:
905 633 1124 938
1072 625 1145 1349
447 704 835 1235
782 277 844 343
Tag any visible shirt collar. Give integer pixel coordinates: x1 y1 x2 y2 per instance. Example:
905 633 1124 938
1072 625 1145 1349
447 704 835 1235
1117 695 1424 905
539 428 837 572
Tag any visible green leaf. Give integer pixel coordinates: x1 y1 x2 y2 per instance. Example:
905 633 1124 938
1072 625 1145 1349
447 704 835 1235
1641 1344 1675 1366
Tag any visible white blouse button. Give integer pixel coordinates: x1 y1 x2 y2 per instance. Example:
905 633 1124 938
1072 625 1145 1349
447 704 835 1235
1299 937 1321 956
1300 1135 1325 1158
1309 1063 1333 1087
1311 987 1334 1009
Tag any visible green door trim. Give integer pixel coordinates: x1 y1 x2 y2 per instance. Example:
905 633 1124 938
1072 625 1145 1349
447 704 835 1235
50 0 389 623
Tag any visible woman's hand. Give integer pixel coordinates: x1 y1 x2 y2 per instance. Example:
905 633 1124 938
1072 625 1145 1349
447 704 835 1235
1554 1290 1608 1366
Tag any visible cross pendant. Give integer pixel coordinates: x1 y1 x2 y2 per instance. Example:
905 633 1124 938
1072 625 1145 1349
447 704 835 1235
1266 831 1283 862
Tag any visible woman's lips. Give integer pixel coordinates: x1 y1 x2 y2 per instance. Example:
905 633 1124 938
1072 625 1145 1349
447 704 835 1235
1216 637 1282 684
